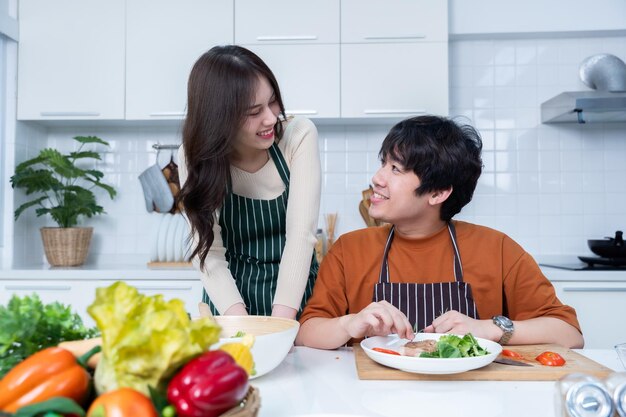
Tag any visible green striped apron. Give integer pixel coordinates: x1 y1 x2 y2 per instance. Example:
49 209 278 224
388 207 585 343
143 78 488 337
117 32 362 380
203 143 318 316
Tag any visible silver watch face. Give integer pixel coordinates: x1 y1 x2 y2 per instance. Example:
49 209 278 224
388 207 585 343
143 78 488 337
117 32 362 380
493 315 514 331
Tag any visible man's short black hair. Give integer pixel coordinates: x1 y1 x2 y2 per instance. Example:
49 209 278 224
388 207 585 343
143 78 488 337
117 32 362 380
379 115 483 221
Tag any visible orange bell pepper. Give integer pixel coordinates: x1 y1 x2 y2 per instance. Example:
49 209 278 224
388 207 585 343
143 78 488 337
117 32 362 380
0 345 100 412
86 387 158 417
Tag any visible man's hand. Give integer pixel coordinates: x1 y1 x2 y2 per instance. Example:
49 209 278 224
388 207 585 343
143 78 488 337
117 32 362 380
423 310 501 341
339 301 414 340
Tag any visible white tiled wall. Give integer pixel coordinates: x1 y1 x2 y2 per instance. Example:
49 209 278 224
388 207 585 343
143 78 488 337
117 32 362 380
10 35 626 265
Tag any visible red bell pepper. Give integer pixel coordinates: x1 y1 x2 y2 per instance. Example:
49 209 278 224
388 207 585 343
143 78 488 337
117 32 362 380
167 350 249 417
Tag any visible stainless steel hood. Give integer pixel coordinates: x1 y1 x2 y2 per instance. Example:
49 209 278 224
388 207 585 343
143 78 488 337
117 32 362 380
541 91 626 124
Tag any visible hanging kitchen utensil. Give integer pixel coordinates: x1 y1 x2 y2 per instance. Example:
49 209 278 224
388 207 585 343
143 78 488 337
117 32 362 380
138 163 174 213
161 152 181 214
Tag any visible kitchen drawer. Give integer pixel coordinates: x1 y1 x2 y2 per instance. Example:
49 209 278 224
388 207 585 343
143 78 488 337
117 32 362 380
244 44 340 118
125 0 233 120
341 43 448 118
0 280 98 325
341 0 448 43
552 281 626 348
17 0 125 120
235 0 339 44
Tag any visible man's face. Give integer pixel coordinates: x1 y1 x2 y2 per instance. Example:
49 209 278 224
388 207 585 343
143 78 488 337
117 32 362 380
368 157 431 225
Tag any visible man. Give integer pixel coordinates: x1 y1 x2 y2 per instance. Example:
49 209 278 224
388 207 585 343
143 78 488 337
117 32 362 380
296 115 583 350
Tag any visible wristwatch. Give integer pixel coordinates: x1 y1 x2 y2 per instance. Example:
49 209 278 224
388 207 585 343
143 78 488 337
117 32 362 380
492 315 514 345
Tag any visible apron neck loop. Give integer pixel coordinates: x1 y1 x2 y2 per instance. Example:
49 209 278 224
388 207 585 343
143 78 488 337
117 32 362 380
377 222 464 284
268 143 290 188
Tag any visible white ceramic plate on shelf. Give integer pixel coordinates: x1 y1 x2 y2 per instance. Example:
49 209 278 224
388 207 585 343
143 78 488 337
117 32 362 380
172 214 185 262
360 333 501 375
166 213 177 262
157 214 173 262
149 213 161 262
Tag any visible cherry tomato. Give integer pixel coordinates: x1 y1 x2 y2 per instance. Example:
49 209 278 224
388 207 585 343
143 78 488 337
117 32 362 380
535 351 566 366
502 349 524 359
372 347 401 355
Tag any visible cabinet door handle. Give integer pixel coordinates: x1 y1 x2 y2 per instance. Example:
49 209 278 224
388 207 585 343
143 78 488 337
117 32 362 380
286 110 318 115
133 286 193 291
363 35 426 40
364 109 426 115
563 287 626 292
40 111 100 117
6 285 72 291
149 112 186 117
256 35 318 41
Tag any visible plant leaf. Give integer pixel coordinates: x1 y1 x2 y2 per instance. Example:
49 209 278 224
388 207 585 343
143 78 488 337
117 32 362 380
70 151 101 161
74 135 110 146
14 197 48 220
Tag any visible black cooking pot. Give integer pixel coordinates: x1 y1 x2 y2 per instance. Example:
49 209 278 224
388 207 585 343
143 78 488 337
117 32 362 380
588 230 626 258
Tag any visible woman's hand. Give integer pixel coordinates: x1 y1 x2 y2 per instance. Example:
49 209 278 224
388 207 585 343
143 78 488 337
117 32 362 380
271 304 298 320
224 303 248 316
340 301 414 340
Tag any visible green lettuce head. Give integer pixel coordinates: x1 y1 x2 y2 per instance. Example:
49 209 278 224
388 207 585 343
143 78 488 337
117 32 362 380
88 281 220 395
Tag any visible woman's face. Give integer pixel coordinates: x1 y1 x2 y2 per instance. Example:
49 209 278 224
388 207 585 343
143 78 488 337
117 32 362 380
233 75 281 155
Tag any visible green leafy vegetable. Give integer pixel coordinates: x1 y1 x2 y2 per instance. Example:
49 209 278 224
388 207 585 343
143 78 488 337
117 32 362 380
0 294 99 378
231 331 247 338
419 333 489 358
89 281 221 395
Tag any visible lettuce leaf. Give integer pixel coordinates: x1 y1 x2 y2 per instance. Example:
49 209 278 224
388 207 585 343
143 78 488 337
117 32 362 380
89 281 220 395
419 333 489 358
0 294 99 378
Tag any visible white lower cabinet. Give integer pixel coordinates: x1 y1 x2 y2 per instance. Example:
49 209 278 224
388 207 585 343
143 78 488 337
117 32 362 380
0 279 203 328
552 281 626 349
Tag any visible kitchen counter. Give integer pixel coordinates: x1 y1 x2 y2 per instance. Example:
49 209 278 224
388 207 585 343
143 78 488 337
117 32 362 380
251 347 624 417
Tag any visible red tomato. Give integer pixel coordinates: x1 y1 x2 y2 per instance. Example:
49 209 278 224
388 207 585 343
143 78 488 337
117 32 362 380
535 351 566 366
372 347 401 355
502 349 524 359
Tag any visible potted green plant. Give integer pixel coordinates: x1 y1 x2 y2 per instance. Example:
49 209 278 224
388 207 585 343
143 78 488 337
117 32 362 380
10 136 117 266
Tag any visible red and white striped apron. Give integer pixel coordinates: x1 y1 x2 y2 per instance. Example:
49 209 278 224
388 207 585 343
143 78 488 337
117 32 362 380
373 222 479 331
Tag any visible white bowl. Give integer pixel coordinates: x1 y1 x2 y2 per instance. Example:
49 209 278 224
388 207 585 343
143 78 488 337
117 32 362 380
212 315 299 379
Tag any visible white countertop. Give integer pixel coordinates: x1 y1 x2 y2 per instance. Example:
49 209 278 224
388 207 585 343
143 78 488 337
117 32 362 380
0 255 199 280
251 347 624 417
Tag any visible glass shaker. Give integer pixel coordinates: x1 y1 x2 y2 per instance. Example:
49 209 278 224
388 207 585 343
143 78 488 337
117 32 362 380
555 373 614 417
605 372 626 417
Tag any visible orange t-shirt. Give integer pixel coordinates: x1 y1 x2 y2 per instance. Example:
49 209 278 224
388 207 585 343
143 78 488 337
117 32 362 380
299 221 581 333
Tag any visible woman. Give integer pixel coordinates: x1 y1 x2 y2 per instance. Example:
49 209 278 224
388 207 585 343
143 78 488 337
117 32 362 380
178 45 320 320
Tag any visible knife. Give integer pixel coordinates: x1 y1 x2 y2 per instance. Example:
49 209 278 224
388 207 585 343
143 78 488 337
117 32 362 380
493 356 533 367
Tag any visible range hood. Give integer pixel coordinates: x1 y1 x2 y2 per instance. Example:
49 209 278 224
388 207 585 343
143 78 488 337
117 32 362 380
541 91 626 124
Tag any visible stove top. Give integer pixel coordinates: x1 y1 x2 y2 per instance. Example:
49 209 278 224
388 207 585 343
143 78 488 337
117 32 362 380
539 256 626 271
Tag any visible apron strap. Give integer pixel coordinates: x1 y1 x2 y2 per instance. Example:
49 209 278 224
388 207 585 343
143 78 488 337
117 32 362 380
378 222 464 284
268 143 290 189
447 222 464 283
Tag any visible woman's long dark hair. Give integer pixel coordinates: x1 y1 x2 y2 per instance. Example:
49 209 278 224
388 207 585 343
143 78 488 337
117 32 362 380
179 45 286 269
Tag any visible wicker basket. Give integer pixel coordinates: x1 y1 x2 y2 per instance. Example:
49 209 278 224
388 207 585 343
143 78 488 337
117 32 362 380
40 227 93 266
220 386 260 417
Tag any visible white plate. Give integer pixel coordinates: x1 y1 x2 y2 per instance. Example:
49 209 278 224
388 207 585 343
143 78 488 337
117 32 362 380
172 215 183 262
149 213 161 262
360 333 501 375
158 214 173 262
165 214 178 262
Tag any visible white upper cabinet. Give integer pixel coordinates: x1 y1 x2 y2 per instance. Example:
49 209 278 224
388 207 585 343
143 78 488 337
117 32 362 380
126 0 233 120
235 0 339 44
341 43 448 118
246 45 340 118
17 0 125 120
341 0 448 43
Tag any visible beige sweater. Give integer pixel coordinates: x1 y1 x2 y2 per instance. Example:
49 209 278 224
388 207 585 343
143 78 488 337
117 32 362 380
178 117 321 313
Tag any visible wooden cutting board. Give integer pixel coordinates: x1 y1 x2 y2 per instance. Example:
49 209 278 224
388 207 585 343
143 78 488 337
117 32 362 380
354 344 612 381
